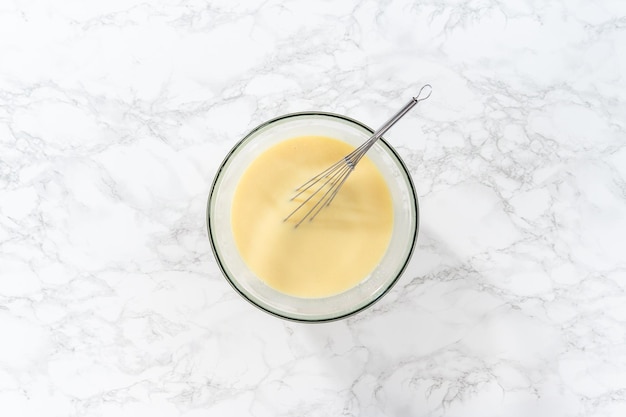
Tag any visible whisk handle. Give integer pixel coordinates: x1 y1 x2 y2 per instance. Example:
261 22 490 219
371 84 432 141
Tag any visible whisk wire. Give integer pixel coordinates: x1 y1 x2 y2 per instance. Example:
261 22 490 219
283 160 351 227
290 158 347 199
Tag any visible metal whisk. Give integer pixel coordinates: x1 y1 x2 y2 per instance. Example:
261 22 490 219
284 84 432 227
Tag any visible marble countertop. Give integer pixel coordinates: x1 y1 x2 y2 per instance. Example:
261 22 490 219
1 1 625 416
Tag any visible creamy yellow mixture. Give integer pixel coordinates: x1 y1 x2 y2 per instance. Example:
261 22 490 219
231 135 393 298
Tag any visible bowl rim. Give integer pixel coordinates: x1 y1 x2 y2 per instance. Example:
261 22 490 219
206 111 419 322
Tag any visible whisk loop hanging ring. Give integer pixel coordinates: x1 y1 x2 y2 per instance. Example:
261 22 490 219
284 84 432 228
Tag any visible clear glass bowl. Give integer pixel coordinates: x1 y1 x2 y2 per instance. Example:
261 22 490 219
207 112 418 322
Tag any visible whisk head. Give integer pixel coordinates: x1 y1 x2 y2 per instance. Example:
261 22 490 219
283 142 370 228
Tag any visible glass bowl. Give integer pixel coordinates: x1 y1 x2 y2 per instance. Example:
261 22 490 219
206 112 418 322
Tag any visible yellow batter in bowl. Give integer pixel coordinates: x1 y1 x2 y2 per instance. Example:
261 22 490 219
231 135 393 298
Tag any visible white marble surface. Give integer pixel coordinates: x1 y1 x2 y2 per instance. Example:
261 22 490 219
1 0 625 415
